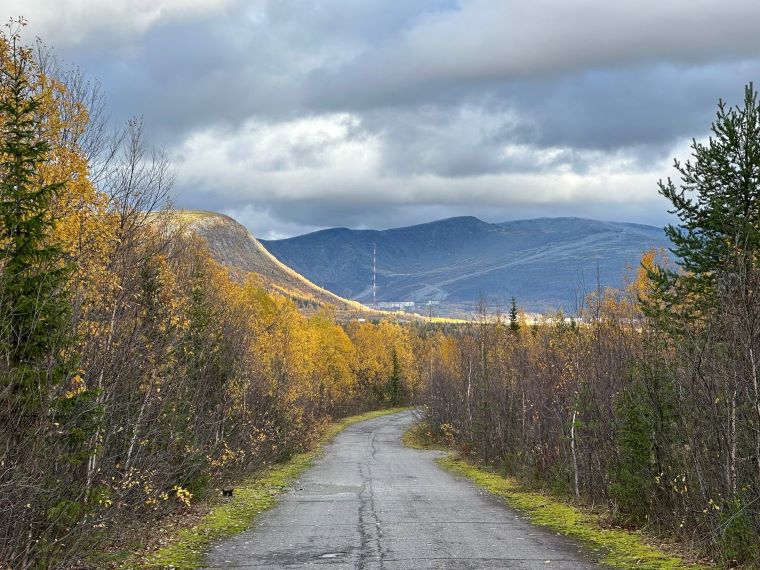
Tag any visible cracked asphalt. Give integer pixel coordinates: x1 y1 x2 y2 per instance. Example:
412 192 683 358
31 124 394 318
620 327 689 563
205 410 601 569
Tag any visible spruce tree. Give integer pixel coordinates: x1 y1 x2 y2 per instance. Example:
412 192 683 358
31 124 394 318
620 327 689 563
508 296 520 333
387 349 402 405
0 35 73 410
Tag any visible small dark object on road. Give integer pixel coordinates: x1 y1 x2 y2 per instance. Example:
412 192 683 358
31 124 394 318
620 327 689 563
222 488 234 497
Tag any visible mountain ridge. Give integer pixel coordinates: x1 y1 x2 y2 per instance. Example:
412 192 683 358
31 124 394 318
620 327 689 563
261 216 671 313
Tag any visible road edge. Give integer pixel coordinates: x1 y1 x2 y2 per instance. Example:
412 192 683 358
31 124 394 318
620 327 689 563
403 421 711 570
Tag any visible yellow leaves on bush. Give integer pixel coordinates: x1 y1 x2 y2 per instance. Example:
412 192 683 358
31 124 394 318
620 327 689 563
62 374 86 399
191 263 367 416
305 314 356 406
37 71 119 316
173 485 193 507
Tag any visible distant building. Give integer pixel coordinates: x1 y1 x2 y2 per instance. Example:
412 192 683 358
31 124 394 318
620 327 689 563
377 301 415 310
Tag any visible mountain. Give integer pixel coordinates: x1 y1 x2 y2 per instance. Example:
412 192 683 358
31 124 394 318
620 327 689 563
170 210 371 316
261 217 672 313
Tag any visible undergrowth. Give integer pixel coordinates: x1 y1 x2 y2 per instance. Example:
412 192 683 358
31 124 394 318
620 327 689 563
400 420 446 450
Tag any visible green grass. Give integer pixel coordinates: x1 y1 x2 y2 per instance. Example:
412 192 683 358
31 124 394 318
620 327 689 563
119 408 408 569
404 423 710 570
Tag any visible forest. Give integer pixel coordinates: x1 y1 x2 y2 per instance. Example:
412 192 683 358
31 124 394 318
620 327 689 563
3 19 760 569
0 26 421 567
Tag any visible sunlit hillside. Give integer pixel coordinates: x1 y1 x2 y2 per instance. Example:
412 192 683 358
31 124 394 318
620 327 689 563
163 210 375 317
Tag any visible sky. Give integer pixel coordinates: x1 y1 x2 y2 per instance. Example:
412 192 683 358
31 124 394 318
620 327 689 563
5 1 760 239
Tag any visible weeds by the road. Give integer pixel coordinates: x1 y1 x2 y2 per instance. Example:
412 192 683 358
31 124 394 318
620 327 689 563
401 420 446 451
404 422 711 570
115 408 408 569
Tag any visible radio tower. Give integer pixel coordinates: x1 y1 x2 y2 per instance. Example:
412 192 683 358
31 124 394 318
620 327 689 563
372 242 377 308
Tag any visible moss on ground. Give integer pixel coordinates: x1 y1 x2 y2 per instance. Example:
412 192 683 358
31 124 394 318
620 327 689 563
119 408 407 569
403 422 710 570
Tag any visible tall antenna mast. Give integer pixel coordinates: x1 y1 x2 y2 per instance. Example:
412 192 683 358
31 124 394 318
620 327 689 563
372 242 377 308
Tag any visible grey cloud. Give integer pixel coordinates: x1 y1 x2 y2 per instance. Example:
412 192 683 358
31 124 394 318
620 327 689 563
6 0 760 237
53 0 455 141
512 63 760 150
315 0 760 90
227 194 676 241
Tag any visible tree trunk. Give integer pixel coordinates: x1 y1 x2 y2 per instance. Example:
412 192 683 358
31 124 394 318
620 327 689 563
750 348 760 479
571 407 580 500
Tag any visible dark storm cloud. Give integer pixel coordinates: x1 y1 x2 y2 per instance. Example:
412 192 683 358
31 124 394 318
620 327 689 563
5 0 760 236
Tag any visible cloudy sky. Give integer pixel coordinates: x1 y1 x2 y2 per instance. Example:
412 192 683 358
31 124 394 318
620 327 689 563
5 1 760 238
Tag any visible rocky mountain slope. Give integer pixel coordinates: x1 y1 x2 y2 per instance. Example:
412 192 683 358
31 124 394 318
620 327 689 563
261 216 672 313
171 210 370 315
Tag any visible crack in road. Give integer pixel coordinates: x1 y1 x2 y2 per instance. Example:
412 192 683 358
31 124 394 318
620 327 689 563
357 462 384 569
357 425 388 569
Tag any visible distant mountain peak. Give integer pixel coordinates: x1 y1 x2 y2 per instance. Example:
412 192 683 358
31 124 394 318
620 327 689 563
418 215 486 225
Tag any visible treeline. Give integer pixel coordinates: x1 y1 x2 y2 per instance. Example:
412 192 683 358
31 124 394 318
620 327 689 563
0 27 419 568
424 87 760 565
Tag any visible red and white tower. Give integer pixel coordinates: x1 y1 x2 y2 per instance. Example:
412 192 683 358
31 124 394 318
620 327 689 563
372 242 377 308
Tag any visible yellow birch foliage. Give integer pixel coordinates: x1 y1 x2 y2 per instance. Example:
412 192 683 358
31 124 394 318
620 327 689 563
306 313 356 407
35 63 119 338
351 320 418 397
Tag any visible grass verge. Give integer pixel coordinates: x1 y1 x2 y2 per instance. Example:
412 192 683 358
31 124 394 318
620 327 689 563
404 422 710 570
119 408 407 569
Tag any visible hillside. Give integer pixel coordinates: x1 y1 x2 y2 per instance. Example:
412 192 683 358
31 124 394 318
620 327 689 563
169 210 371 316
261 216 671 313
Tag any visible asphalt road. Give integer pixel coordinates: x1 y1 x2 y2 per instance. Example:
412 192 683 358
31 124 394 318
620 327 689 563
205 410 601 569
